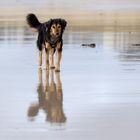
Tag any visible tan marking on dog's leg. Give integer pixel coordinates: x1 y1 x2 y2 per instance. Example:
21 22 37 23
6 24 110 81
50 48 55 69
45 43 51 69
45 51 49 70
55 43 62 72
55 50 62 72
38 51 42 66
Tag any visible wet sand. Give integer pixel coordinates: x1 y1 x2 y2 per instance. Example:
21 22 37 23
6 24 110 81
0 24 140 140
0 1 140 139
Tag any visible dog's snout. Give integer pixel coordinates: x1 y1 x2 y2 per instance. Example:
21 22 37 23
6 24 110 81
56 32 59 36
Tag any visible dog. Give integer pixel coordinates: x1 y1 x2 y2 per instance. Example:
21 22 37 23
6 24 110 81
26 13 67 72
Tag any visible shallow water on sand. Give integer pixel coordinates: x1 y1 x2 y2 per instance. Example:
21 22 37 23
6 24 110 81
0 25 140 140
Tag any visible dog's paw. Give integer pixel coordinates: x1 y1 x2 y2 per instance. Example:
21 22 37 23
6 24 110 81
50 66 55 69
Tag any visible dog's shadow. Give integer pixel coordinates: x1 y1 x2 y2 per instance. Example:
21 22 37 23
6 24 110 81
27 68 66 124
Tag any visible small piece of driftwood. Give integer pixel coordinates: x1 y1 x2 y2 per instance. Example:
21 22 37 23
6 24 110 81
132 44 140 46
81 43 96 48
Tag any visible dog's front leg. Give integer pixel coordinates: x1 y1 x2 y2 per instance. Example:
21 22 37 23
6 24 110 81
55 42 62 72
45 42 50 69
50 48 55 69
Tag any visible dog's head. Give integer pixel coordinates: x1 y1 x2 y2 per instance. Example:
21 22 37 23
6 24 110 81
46 18 67 37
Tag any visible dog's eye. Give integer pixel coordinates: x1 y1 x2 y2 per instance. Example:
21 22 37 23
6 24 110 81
52 26 55 29
58 25 61 28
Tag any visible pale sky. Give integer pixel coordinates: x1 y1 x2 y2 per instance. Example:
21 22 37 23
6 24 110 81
1 0 140 10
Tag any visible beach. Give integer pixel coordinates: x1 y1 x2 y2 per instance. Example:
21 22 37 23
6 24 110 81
0 1 140 140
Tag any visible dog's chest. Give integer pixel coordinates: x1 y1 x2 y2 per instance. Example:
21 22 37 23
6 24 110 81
49 37 60 48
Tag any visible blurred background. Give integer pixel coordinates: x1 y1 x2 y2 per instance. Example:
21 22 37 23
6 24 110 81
0 0 140 30
1 0 140 46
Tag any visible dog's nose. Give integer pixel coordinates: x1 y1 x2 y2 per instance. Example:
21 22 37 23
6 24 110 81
56 32 59 36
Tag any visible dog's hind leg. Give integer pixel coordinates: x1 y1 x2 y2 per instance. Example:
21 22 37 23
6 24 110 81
45 42 50 69
45 49 49 70
38 43 44 67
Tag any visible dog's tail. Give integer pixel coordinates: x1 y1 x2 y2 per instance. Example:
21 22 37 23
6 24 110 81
26 13 41 29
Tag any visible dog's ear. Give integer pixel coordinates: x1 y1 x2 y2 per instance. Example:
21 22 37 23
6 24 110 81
60 19 67 30
45 19 52 31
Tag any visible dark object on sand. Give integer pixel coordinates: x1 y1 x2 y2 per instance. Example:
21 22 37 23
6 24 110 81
132 44 140 46
81 43 96 48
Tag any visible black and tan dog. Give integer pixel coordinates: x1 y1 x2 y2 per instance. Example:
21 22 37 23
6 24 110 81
26 13 67 72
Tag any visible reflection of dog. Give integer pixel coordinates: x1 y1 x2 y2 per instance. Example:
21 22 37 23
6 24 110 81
26 13 67 72
28 68 66 123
